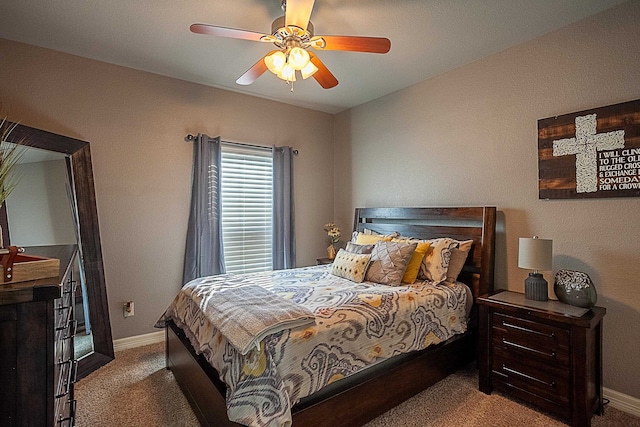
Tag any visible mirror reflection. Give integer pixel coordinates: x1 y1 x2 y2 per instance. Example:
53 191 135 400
5 145 94 359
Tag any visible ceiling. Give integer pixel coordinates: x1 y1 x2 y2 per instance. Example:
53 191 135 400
0 0 628 114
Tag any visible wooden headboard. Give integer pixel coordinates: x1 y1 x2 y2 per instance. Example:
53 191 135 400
353 207 496 299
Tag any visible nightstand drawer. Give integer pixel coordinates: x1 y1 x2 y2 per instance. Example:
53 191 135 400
478 292 606 427
493 346 570 404
492 312 570 366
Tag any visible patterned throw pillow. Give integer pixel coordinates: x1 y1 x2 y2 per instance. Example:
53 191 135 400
345 241 375 254
446 240 474 283
330 249 372 283
418 238 458 284
365 240 417 286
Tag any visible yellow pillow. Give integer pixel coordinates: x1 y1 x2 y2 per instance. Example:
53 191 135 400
354 232 393 245
394 240 431 284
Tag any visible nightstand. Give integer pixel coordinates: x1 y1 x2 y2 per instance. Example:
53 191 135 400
316 257 333 265
478 290 605 427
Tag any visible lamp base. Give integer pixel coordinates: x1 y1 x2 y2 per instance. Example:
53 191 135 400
525 273 548 301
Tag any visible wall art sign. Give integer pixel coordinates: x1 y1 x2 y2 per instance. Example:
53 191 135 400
538 99 640 199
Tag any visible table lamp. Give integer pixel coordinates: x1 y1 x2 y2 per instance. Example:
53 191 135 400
518 236 553 301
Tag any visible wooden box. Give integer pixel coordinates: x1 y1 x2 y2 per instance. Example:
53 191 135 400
0 253 60 284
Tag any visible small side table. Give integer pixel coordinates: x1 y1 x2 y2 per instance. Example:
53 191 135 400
316 257 333 265
477 290 605 427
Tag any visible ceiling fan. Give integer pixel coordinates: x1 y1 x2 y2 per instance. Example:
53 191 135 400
190 0 391 90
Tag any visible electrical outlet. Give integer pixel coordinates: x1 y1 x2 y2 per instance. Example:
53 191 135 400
123 301 134 318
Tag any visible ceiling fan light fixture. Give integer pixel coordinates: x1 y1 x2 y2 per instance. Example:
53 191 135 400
288 46 310 70
265 51 287 74
278 62 296 81
196 0 388 89
300 61 318 79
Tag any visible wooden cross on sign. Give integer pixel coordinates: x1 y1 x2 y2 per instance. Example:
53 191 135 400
552 114 625 193
538 98 640 199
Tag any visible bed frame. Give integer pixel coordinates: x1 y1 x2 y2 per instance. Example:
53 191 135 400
166 206 496 426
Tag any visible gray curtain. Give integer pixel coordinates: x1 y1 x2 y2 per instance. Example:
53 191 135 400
272 146 295 270
182 134 225 285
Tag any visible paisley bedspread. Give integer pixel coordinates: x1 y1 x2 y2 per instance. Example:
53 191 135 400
157 264 470 427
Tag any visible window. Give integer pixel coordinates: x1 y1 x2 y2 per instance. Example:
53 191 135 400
220 144 273 274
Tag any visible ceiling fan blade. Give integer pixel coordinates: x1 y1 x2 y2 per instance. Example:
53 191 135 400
190 23 266 42
315 35 391 54
285 0 315 32
236 51 278 85
309 53 338 89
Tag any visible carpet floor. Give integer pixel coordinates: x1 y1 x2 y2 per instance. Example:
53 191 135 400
75 342 640 426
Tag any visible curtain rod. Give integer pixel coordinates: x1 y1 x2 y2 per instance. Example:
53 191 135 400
185 134 298 155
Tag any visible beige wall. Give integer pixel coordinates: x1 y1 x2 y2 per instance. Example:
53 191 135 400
0 38 335 340
335 1 640 398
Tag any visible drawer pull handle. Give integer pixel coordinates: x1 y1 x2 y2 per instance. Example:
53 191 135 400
502 338 557 359
62 362 75 394
56 360 78 398
58 359 73 368
502 321 557 339
68 359 78 386
57 399 76 426
64 320 77 340
63 280 77 293
502 364 556 388
55 359 71 398
56 306 72 327
55 390 69 399
57 320 77 338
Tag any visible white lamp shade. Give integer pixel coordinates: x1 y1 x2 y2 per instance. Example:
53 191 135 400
277 63 296 81
518 237 553 271
301 61 318 79
265 51 286 74
288 47 310 70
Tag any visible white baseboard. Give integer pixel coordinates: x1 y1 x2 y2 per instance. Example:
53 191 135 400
604 387 640 418
113 330 165 352
112 331 640 419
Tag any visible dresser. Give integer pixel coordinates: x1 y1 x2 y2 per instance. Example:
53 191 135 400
0 245 78 426
478 291 605 427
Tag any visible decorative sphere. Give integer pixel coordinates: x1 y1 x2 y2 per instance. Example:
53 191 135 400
553 269 597 308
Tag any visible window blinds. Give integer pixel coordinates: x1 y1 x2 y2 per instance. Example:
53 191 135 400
220 145 273 274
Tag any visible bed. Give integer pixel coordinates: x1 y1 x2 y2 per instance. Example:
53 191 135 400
162 206 496 427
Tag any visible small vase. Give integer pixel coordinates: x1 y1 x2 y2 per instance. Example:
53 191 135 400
327 244 336 260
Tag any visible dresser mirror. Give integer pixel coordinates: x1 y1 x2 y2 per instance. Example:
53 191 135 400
1 122 114 379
